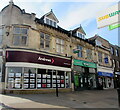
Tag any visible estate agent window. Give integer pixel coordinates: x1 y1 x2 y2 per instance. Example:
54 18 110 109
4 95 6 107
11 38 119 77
40 32 50 50
0 28 3 44
56 38 64 53
13 27 28 46
6 67 70 89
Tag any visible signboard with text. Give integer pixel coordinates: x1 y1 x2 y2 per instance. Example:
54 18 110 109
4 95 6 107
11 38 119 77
96 3 120 29
6 51 71 68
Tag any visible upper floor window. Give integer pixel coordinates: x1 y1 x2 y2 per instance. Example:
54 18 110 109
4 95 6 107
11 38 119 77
77 32 85 39
86 49 92 59
115 49 119 56
45 18 57 28
110 47 114 55
117 61 119 68
40 33 50 50
13 27 28 46
0 28 3 44
96 40 102 46
98 52 102 63
77 45 83 57
56 38 64 53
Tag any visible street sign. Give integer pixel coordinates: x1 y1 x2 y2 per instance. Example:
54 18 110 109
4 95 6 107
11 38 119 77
109 23 120 30
96 3 120 29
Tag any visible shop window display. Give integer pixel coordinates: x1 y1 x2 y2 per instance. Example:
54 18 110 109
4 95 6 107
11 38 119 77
23 68 36 89
7 67 22 89
6 67 70 89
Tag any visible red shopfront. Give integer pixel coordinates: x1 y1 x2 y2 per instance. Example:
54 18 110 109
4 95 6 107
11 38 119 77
5 49 72 91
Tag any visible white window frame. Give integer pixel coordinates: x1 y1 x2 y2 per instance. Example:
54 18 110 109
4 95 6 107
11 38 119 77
77 31 85 39
45 17 57 28
56 38 64 53
40 32 50 50
86 49 92 59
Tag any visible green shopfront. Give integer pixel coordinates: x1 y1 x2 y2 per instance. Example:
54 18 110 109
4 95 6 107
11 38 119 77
73 59 97 90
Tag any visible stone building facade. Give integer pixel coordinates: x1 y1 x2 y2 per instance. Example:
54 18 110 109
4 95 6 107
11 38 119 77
110 44 120 88
0 1 116 93
89 35 114 89
0 1 72 93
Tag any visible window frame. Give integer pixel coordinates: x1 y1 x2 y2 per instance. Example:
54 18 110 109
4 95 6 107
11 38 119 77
56 38 64 53
45 17 57 28
98 52 102 63
0 28 3 44
13 27 28 46
40 32 50 50
77 45 83 58
86 49 92 59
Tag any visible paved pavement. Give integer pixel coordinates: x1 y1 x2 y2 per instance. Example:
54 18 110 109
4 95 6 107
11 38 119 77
0 89 119 109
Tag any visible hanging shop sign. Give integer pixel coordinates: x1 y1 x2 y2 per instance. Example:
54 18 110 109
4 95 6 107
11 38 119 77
109 23 120 30
6 50 71 68
74 59 97 68
96 3 120 29
98 71 114 77
104 57 109 64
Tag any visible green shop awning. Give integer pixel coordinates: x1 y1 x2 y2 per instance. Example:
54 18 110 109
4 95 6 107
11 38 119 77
74 59 97 68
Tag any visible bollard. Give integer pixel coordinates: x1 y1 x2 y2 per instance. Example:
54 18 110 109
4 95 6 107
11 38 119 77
117 88 120 108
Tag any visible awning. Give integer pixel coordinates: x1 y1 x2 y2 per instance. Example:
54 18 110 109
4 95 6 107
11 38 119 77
98 71 114 77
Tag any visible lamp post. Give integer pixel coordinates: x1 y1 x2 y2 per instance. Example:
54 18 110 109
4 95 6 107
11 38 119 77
56 71 58 97
117 88 120 108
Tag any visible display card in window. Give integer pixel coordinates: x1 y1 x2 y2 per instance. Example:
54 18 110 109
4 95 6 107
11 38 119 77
47 84 51 87
15 73 21 77
61 84 64 87
30 79 35 83
37 74 41 78
24 73 29 77
42 84 47 88
30 84 35 88
37 84 41 88
15 84 21 88
42 79 46 83
15 78 21 83
43 75 47 78
53 84 56 87
24 84 29 88
30 73 35 78
24 78 29 83
8 73 14 77
37 79 41 83
47 75 51 78
47 79 51 83
8 78 14 82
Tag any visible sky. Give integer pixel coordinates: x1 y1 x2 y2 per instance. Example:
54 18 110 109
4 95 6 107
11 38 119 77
0 0 119 46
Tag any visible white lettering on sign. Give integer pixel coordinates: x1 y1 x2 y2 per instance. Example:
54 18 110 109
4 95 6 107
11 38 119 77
38 56 52 63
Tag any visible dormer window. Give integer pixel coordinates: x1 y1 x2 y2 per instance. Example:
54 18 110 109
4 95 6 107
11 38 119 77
45 17 57 28
77 32 85 39
96 40 102 46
